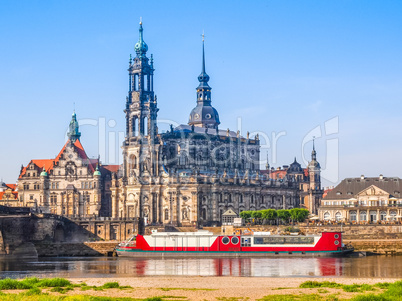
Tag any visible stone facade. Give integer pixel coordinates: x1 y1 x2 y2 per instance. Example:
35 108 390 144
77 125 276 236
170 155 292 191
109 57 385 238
16 113 119 217
318 175 402 223
110 22 323 226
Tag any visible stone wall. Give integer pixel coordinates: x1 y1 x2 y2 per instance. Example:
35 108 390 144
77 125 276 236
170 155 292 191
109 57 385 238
34 242 117 257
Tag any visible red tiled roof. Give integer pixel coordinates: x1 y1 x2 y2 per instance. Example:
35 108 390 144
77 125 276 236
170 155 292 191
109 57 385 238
101 165 120 173
5 184 17 190
19 139 98 178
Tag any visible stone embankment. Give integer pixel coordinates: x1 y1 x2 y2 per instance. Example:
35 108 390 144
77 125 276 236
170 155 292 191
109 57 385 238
224 224 402 255
34 241 118 257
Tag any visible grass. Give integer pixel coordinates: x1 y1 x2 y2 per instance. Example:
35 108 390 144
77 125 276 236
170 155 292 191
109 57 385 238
257 293 340 301
299 281 377 293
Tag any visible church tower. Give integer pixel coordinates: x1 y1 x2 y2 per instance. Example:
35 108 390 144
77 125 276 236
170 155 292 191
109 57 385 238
123 21 160 180
308 140 322 214
188 36 220 129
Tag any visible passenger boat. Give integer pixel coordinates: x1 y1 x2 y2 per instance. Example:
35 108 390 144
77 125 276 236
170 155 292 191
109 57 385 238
115 230 354 258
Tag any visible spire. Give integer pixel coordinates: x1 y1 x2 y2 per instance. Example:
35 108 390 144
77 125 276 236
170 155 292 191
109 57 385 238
134 20 148 59
197 36 210 89
311 137 317 161
265 153 270 170
308 137 320 169
188 34 220 129
67 111 81 142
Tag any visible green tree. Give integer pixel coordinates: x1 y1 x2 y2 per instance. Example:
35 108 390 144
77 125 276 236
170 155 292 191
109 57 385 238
277 209 291 224
290 208 310 223
251 210 263 224
262 209 277 224
239 210 252 221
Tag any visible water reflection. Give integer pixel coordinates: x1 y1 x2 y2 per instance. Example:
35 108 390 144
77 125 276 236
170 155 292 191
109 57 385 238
0 256 402 278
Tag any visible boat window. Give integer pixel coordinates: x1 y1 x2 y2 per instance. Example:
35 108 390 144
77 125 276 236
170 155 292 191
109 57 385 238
254 236 314 245
231 236 239 245
222 236 230 245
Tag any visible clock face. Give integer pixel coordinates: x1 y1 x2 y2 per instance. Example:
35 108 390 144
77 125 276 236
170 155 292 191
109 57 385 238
205 113 212 119
194 114 200 120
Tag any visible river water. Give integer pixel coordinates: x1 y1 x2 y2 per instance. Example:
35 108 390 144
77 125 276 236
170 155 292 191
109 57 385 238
1 256 402 279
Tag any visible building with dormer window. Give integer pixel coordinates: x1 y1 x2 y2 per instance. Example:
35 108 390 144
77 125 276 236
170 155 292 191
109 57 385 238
318 175 402 223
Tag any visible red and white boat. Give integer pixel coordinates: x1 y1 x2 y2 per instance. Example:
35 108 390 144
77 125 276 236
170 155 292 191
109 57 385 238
115 230 353 257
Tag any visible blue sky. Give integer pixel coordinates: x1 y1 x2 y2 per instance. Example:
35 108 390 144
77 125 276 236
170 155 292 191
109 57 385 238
1 0 401 187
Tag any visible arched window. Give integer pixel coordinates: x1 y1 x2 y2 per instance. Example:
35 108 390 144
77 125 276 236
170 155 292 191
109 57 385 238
360 211 367 221
143 75 148 91
349 210 357 222
250 195 254 204
390 211 397 221
380 211 387 221
143 116 148 136
134 74 139 91
164 209 169 220
196 154 203 165
179 152 187 166
335 212 342 221
324 212 330 220
133 118 138 136
202 208 207 220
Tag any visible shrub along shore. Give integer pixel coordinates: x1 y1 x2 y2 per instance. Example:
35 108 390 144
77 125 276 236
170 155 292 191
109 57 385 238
0 277 401 300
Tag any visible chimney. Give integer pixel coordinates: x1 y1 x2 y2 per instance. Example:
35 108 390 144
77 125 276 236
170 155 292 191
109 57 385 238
379 174 384 180
361 175 365 180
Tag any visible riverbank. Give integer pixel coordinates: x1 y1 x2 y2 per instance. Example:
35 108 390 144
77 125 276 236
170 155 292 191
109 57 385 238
2 276 399 301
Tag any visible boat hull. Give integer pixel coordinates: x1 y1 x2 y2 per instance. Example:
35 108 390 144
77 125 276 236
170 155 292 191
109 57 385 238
115 248 354 258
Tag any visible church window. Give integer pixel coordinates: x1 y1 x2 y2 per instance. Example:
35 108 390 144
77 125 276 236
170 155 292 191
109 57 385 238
144 75 148 91
323 212 330 220
239 194 243 203
164 209 169 220
134 74 139 91
143 117 148 135
179 153 187 166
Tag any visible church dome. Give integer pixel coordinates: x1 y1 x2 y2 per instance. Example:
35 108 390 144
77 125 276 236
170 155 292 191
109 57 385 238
93 166 101 177
134 22 148 58
40 169 48 177
189 105 220 128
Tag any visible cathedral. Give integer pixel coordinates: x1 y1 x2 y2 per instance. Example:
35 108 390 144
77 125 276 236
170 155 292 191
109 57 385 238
15 22 322 225
109 22 323 226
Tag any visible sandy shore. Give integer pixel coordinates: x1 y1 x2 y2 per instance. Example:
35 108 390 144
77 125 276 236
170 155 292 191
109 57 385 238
62 276 399 300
